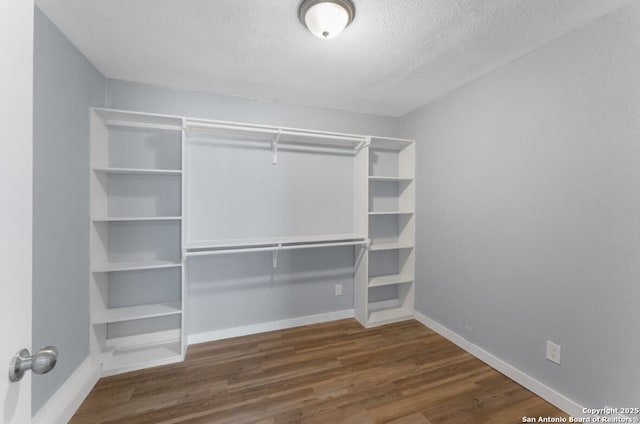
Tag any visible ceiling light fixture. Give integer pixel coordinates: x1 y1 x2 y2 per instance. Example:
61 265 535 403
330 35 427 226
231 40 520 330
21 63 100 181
299 0 355 40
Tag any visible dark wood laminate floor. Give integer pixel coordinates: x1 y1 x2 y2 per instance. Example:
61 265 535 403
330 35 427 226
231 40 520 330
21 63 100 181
71 319 567 423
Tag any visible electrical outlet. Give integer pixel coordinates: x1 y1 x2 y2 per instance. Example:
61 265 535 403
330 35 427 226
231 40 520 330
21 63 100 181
546 340 561 364
335 284 342 296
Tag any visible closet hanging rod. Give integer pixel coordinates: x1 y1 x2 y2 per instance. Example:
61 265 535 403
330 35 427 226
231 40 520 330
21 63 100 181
186 122 367 146
186 138 356 157
186 245 277 257
185 239 367 258
280 240 367 251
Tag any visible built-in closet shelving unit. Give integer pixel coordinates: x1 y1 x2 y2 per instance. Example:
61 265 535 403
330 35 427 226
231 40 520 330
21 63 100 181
89 107 415 375
355 137 416 327
89 109 186 375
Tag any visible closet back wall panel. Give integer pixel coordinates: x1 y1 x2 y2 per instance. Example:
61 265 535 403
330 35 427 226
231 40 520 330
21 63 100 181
105 174 181 217
108 126 181 170
105 221 181 263
187 138 354 244
369 150 400 177
106 80 401 337
107 268 182 307
188 247 354 333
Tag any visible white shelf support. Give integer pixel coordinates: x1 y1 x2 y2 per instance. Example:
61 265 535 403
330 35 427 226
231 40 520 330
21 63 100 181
355 136 371 153
272 243 282 268
272 130 281 165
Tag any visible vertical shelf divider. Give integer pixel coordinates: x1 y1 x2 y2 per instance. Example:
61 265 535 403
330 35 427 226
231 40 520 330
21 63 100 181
354 137 371 326
89 108 185 376
180 119 189 357
363 137 416 327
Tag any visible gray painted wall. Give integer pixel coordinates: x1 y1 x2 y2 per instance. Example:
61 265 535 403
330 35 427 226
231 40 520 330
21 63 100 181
32 8 106 415
188 248 356 334
107 79 400 137
401 2 640 409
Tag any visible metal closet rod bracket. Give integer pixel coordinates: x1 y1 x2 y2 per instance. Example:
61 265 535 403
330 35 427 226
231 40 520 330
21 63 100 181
355 137 371 153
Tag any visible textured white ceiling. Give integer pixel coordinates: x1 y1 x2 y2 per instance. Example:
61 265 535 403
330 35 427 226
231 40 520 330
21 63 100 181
36 0 630 116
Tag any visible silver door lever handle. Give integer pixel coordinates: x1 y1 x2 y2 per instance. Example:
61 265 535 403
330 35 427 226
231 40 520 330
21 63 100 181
8 346 58 382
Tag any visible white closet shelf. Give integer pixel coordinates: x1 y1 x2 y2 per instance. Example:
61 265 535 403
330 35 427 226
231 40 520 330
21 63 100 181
369 242 414 252
370 137 413 151
93 167 182 176
368 306 414 326
92 260 182 273
368 211 414 216
186 234 366 250
93 301 182 324
102 341 183 376
368 274 414 288
92 216 182 222
93 108 183 131
106 329 181 351
368 176 414 182
186 119 368 150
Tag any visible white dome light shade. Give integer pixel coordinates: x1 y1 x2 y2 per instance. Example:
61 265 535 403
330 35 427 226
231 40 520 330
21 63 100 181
299 0 355 40
305 3 348 39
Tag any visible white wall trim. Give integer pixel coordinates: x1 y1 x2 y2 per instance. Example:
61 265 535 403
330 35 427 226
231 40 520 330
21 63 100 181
188 309 355 345
413 311 586 418
32 355 100 424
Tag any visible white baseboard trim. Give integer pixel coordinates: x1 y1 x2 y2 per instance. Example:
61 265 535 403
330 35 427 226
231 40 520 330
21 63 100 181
188 309 355 345
413 311 585 418
32 355 100 424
